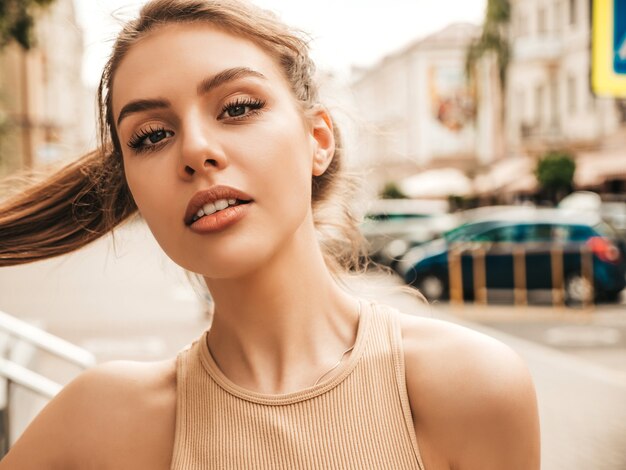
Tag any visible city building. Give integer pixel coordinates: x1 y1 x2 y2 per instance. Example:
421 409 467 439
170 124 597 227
0 0 93 179
505 0 626 194
350 23 500 197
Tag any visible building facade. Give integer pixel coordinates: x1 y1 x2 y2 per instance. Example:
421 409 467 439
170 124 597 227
506 0 626 192
350 23 499 195
0 0 92 179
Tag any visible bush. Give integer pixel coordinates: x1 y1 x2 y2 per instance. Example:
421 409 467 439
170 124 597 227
380 181 407 199
535 150 576 204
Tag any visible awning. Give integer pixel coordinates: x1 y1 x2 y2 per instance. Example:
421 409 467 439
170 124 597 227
501 173 538 194
575 148 626 187
474 156 537 194
399 168 473 198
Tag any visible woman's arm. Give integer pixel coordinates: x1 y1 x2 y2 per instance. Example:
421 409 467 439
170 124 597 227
0 364 112 470
0 359 177 470
401 315 540 470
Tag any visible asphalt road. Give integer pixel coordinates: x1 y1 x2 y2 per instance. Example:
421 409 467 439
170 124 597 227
0 220 625 469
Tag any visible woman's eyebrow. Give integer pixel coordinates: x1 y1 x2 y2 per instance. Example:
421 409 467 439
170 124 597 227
196 67 267 95
117 98 170 127
116 68 266 127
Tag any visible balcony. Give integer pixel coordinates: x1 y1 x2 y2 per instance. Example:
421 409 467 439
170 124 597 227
512 36 564 63
519 122 565 154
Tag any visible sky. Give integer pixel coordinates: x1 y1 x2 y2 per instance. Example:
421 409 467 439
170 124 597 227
74 0 487 87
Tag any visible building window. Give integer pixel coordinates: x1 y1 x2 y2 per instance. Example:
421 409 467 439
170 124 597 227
550 77 559 128
567 75 576 114
569 0 576 26
515 89 525 136
538 7 547 35
555 0 564 33
515 8 527 37
588 92 596 112
535 84 545 127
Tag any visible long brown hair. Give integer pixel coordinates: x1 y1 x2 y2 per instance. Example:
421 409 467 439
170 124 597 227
0 0 367 274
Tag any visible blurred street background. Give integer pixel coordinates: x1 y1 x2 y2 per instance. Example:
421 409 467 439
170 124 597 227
1 0 626 469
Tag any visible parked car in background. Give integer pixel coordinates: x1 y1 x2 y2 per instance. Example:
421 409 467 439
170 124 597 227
365 204 532 270
600 202 626 240
558 191 626 239
396 208 626 304
360 199 458 267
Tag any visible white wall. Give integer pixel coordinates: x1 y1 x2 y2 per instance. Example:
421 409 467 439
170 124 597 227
351 24 483 182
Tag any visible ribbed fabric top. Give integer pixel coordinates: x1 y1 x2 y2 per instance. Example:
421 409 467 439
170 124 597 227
170 301 426 470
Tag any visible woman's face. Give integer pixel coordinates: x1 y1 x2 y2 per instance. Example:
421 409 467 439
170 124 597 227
112 23 333 278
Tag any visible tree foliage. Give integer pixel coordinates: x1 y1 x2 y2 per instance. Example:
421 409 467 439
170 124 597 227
535 150 576 203
0 0 56 50
465 0 511 87
380 181 407 200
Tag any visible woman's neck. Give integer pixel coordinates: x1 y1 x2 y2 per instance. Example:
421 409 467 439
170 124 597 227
203 222 360 394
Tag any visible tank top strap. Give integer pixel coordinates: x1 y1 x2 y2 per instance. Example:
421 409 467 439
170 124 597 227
370 301 426 470
170 338 204 470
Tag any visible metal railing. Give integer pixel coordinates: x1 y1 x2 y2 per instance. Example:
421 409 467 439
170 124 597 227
447 242 596 309
0 310 96 455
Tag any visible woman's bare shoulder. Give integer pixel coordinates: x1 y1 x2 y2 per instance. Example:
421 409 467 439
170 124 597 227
396 312 540 470
0 358 178 470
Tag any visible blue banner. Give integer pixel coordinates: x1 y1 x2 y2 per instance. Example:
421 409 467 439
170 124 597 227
615 0 626 74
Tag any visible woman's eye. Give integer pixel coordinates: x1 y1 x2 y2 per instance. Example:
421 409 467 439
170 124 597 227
219 98 266 121
128 127 174 151
147 130 168 143
226 105 247 118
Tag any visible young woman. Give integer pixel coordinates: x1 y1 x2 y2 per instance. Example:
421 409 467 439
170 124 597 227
0 1 540 468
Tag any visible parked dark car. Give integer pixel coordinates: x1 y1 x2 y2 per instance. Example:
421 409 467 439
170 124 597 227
396 208 626 304
360 199 457 266
366 204 531 270
600 201 626 240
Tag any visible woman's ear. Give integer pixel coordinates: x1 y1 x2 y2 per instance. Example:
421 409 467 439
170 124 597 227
309 106 335 177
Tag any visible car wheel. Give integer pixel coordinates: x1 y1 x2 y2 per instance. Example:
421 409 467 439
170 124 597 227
416 272 448 302
564 272 594 305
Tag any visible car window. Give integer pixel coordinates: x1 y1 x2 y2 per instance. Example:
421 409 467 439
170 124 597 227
552 225 570 242
520 224 554 241
471 225 518 242
568 225 594 241
445 222 491 242
519 223 596 242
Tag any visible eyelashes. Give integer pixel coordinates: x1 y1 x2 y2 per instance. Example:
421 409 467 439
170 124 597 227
219 97 266 120
127 125 173 153
126 96 267 154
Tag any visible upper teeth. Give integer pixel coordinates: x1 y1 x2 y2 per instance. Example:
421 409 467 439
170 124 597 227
194 198 239 220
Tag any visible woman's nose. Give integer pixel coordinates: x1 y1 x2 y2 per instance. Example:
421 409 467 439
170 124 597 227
177 113 228 178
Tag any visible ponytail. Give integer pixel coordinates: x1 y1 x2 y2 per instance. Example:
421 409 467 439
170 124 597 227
0 149 137 267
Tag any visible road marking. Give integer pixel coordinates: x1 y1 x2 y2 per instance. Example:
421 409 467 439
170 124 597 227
544 326 622 347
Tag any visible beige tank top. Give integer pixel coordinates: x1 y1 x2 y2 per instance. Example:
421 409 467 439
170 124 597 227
170 301 426 470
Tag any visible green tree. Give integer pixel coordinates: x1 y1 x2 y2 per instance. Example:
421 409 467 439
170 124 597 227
535 150 576 204
0 0 56 50
380 181 407 200
466 0 511 92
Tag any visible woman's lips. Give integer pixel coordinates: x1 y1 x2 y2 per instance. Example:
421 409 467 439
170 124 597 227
184 185 254 225
188 202 252 234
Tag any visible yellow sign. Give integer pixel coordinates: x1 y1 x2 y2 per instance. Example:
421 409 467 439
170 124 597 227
592 0 626 97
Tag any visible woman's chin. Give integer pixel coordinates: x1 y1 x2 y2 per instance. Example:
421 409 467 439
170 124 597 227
176 253 271 281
